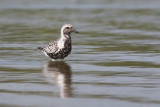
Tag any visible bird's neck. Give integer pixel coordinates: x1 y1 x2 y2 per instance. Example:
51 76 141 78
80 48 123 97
58 33 71 50
61 32 71 40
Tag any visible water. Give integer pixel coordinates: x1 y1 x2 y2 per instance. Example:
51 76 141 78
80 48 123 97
0 0 160 107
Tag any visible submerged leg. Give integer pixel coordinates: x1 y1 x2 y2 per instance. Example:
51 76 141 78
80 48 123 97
51 59 56 61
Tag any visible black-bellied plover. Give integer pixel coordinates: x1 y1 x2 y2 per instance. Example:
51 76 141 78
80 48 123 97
38 24 79 61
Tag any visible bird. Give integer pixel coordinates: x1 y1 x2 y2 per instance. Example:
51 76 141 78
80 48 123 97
38 24 79 61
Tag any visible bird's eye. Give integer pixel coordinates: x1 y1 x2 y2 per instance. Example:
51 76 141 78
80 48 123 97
66 27 69 29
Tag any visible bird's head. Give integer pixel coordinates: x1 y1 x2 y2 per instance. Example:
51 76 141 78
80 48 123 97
61 24 79 35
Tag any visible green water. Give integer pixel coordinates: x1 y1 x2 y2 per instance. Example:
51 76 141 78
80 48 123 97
0 0 160 107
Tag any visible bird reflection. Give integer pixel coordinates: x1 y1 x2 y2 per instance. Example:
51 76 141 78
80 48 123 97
43 61 72 98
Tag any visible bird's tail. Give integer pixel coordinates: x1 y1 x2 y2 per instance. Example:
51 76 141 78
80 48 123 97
37 47 44 51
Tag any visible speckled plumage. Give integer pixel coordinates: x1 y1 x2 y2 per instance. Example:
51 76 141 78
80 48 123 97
38 24 78 60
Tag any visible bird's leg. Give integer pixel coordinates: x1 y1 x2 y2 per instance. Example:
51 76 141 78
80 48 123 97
51 59 56 61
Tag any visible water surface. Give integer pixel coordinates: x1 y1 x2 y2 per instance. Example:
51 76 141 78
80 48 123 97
0 0 160 107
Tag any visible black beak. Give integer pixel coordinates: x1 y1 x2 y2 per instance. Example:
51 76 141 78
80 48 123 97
74 30 79 33
71 27 79 33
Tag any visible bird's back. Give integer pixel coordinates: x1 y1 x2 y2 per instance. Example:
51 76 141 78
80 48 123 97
38 38 71 60
47 38 72 59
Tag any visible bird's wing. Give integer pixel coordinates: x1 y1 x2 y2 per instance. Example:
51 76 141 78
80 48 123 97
43 39 59 53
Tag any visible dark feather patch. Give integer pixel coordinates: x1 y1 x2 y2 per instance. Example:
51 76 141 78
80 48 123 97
37 47 43 50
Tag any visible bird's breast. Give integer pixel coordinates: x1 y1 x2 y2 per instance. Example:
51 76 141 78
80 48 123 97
57 39 65 49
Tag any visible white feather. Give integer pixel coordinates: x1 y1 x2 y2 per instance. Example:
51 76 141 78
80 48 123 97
58 38 65 49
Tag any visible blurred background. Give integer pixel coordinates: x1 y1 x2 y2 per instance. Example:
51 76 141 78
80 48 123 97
0 0 160 107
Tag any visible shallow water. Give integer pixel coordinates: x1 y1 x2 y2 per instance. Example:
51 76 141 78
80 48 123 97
0 0 160 107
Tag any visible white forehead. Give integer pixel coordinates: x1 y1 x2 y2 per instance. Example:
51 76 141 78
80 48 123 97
61 24 73 30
